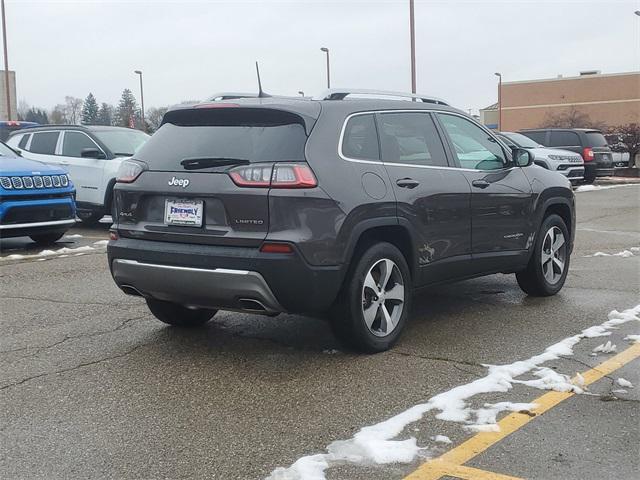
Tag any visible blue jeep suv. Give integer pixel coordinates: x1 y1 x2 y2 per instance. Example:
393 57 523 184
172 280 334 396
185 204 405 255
0 141 76 245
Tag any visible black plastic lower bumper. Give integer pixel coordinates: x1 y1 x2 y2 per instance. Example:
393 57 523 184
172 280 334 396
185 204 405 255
107 237 344 314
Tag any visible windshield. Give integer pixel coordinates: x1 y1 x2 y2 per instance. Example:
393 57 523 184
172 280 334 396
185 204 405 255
0 141 17 157
93 129 150 156
503 132 541 149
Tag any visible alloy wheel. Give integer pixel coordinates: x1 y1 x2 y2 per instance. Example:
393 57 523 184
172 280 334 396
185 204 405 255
361 258 405 337
541 226 566 285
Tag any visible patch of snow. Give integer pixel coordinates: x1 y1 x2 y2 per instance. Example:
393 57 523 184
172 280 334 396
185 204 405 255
464 424 500 433
99 215 113 224
581 326 611 338
584 249 636 258
631 247 640 252
430 435 452 444
513 368 584 393
575 184 638 193
322 349 340 355
624 334 640 343
611 389 627 395
266 304 640 480
617 378 634 388
1 245 95 261
64 234 83 239
593 341 617 353
93 240 109 247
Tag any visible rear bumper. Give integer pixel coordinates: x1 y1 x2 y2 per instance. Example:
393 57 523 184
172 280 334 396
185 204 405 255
584 163 614 177
107 237 343 314
112 259 284 314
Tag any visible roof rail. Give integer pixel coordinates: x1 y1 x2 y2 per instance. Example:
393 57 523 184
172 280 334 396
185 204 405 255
316 88 449 106
206 92 259 101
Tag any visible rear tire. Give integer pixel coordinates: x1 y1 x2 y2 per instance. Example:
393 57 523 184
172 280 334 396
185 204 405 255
516 214 570 297
146 298 217 327
29 232 64 245
331 242 411 353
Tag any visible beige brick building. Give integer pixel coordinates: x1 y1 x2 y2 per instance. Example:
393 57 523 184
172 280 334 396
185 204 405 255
480 71 640 131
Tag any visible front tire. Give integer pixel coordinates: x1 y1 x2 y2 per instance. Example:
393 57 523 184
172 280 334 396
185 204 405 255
516 214 570 296
29 232 64 245
146 298 217 327
331 242 411 353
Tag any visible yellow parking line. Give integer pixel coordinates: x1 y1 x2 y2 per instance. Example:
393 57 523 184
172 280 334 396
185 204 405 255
405 342 640 480
415 461 524 480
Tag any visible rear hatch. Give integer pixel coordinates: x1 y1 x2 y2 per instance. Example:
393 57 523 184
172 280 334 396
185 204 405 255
114 106 315 247
584 131 613 169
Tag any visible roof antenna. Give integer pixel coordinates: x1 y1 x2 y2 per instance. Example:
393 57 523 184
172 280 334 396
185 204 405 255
255 61 270 98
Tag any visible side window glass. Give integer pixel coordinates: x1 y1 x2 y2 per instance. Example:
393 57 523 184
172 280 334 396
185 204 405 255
18 134 30 149
341 114 380 160
549 131 580 147
437 114 507 170
30 132 60 155
63 131 100 158
378 112 448 167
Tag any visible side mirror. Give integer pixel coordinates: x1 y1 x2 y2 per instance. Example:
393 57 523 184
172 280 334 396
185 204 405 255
512 148 533 167
81 147 106 159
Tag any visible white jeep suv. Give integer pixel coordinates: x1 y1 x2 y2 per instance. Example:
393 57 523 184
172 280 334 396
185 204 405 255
497 132 584 184
7 126 149 223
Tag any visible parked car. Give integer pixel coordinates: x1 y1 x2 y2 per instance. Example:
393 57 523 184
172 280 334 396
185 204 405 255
0 141 76 244
519 128 613 183
107 89 575 353
7 125 149 223
0 121 39 142
496 132 584 185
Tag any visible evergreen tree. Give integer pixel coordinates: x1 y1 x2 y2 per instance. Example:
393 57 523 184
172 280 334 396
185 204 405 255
97 103 113 126
25 107 49 124
115 89 138 128
81 93 99 125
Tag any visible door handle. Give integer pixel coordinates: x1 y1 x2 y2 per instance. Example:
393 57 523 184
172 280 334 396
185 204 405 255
472 179 490 189
396 178 420 189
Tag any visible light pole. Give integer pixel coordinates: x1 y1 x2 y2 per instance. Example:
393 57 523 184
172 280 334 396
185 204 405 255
1 0 11 121
134 70 145 131
298 91 305 97
409 0 416 94
494 72 502 131
320 47 330 89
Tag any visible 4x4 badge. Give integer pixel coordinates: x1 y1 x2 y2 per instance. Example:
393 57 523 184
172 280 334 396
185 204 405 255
168 177 190 188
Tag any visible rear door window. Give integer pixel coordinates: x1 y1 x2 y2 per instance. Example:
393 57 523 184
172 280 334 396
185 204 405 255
29 132 60 154
139 108 308 170
585 131 608 147
549 131 580 147
341 114 379 160
378 112 448 167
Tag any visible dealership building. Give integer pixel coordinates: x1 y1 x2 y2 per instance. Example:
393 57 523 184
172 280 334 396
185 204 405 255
480 71 640 131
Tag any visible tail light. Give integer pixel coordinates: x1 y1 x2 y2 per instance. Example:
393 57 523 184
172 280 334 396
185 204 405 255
260 242 293 254
582 147 595 162
116 160 148 183
229 163 317 189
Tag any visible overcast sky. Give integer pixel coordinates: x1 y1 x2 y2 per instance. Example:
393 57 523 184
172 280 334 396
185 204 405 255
7 0 640 113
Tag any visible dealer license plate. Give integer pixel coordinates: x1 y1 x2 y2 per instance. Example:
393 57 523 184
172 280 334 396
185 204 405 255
164 199 203 226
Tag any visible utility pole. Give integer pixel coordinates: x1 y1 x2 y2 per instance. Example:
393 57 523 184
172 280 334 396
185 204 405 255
1 0 11 121
494 72 502 130
134 70 145 131
409 0 416 94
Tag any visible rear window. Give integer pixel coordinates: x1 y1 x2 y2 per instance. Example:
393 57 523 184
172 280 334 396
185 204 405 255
138 108 307 169
549 131 580 147
585 131 608 148
30 132 59 154
18 134 30 149
520 131 547 145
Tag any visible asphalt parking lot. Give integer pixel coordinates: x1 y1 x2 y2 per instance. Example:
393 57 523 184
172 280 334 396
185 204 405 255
1 184 638 480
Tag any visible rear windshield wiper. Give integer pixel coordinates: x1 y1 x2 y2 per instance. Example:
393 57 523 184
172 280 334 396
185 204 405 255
180 157 251 170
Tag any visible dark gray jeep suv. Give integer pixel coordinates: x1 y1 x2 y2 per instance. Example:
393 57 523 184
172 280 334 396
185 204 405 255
107 90 575 352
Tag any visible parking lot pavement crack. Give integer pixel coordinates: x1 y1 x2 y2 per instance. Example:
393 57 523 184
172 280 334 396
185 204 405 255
0 342 151 392
0 295 117 307
1 314 149 356
391 350 484 376
561 356 618 382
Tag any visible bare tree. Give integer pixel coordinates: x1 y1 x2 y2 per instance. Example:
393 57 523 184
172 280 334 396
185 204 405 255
17 99 30 121
606 123 640 168
50 104 68 124
540 106 606 130
146 106 168 133
64 96 83 124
